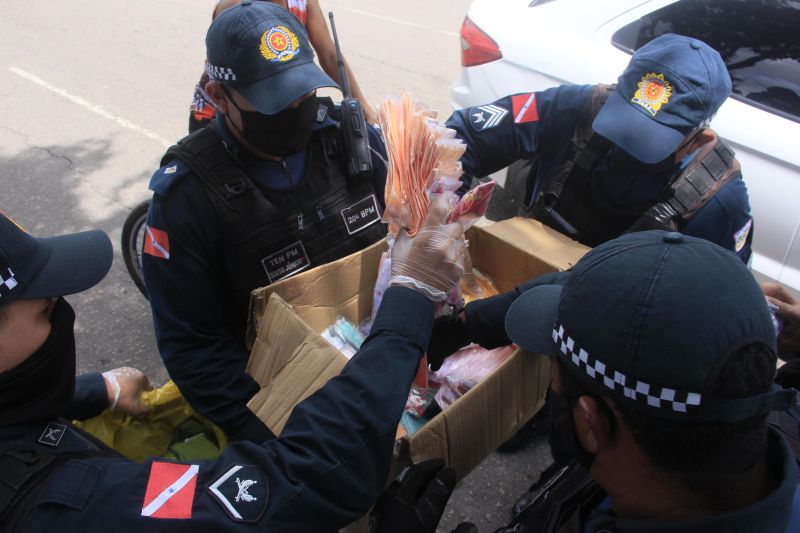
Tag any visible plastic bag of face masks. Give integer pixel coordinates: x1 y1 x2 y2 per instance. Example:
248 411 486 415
73 380 228 463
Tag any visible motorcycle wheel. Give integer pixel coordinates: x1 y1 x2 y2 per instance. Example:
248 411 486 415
121 199 151 299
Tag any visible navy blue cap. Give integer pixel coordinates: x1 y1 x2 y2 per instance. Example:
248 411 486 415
0 213 112 307
206 0 338 115
505 231 795 422
593 33 732 163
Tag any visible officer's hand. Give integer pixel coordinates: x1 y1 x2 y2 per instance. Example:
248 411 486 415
370 459 456 533
762 283 800 357
391 195 466 301
427 312 470 371
451 523 479 533
102 367 152 418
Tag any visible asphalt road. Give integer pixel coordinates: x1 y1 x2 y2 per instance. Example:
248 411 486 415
0 1 550 531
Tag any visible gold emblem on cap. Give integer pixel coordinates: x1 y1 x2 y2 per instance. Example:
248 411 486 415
259 26 300 63
631 73 672 117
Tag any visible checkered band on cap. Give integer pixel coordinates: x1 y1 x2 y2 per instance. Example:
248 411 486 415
208 64 237 81
0 265 19 299
552 321 703 415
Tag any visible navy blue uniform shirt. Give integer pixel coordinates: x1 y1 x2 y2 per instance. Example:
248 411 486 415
67 373 109 421
446 85 754 262
143 112 388 444
5 287 432 532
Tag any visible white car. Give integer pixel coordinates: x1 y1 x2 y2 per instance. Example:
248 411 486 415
451 0 800 291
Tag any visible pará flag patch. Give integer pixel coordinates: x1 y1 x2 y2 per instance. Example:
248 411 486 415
143 225 170 260
141 462 199 519
512 93 539 124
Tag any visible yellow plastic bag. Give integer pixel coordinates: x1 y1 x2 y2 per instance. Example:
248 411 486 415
74 380 228 463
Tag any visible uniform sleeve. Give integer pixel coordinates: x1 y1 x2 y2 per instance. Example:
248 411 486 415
465 271 570 349
142 180 274 444
65 373 108 421
681 178 754 264
445 85 593 186
259 287 434 529
25 288 434 532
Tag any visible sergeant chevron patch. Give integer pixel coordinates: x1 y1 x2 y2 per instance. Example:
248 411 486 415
208 465 268 522
469 104 508 132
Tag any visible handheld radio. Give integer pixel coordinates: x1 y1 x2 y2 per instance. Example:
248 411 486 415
328 12 373 183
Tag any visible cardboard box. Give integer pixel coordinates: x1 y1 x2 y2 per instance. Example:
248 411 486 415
246 217 588 491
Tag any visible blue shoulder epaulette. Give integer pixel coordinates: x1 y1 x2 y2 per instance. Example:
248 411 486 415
149 159 191 196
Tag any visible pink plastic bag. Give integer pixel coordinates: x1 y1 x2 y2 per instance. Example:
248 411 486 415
429 344 516 409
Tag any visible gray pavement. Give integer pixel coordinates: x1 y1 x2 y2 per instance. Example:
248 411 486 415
0 1 549 530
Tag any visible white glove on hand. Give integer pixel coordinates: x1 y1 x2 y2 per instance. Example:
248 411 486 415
102 367 152 418
390 195 466 301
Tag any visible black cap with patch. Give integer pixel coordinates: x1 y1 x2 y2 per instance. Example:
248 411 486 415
206 0 338 115
0 213 112 307
505 230 795 422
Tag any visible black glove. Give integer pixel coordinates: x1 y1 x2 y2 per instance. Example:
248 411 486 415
427 313 470 371
452 523 479 533
370 459 457 533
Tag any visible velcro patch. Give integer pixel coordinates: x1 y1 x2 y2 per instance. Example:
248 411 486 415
141 462 199 519
208 465 268 522
341 195 381 235
469 104 508 132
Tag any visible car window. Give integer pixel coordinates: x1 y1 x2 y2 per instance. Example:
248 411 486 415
612 0 800 123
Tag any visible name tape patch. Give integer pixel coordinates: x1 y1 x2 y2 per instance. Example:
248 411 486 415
341 195 381 236
262 241 311 283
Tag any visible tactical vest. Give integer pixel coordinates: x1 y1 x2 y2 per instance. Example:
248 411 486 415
525 85 742 248
0 421 120 531
163 123 387 329
496 463 605 533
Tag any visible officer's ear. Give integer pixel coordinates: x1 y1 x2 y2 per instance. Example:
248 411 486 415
205 81 230 115
574 396 614 455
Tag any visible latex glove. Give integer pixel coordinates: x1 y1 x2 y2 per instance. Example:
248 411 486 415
102 367 152 418
391 195 466 301
427 311 469 371
762 283 800 357
370 459 456 533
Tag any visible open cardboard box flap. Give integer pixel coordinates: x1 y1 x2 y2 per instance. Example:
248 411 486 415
246 218 588 482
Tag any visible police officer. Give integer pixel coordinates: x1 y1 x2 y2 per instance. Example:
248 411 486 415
0 198 466 531
143 1 389 443
446 33 754 262
440 231 800 533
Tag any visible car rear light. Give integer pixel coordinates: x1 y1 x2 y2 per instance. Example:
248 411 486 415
460 16 502 67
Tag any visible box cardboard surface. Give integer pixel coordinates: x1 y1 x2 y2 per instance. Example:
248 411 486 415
246 218 588 505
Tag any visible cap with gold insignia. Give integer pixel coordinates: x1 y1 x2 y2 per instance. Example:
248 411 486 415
206 0 338 115
592 33 732 164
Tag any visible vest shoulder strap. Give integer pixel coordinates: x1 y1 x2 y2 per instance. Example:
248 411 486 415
631 133 741 230
0 424 121 531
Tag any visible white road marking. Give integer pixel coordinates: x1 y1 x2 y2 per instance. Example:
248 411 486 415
8 66 171 148
321 2 459 37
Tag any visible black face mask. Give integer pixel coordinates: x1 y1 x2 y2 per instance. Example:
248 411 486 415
550 388 617 469
225 90 319 157
606 146 680 179
0 297 76 426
